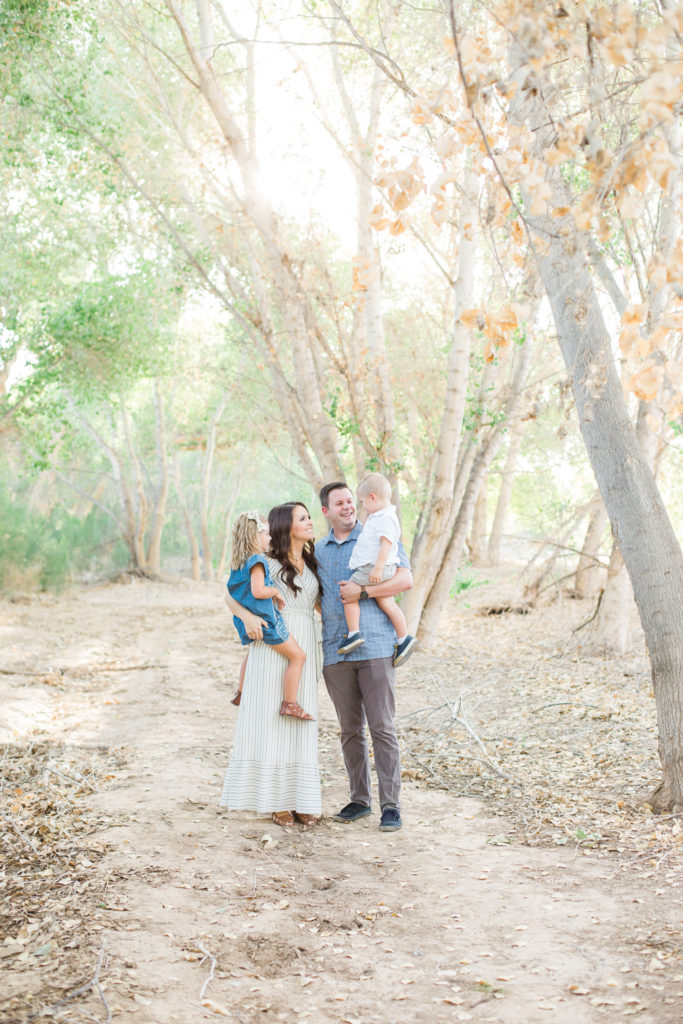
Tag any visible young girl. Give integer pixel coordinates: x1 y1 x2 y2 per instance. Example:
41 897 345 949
227 510 314 721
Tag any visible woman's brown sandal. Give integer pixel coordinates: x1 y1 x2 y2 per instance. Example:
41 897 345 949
271 811 296 827
230 690 242 707
279 701 315 721
293 812 319 826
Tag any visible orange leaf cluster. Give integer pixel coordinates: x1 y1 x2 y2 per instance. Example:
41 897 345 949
460 308 483 331
375 157 424 213
411 97 435 126
368 202 408 236
626 364 664 403
639 66 683 127
460 304 525 360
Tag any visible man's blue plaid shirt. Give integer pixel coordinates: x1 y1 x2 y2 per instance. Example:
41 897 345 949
315 521 410 667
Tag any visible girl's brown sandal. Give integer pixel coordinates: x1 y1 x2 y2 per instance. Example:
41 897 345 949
279 701 315 721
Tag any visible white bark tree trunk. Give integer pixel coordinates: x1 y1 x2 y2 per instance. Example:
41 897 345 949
506 41 683 809
173 455 201 582
582 541 634 655
468 482 488 566
64 394 144 569
402 169 477 624
215 457 244 582
487 422 525 566
146 382 169 576
532 196 683 812
121 405 148 570
574 494 608 600
418 435 499 645
200 391 228 582
548 258 683 815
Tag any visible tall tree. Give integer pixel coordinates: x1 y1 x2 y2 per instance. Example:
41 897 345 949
443 0 683 808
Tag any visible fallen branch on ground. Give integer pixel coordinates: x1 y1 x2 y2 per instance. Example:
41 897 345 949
197 942 217 1001
430 678 510 781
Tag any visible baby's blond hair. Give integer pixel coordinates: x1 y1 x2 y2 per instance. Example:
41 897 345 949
231 510 267 570
357 472 392 500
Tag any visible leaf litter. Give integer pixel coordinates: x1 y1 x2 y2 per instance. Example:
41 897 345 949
0 741 127 1023
398 598 682 870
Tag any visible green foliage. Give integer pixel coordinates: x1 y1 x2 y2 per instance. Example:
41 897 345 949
5 268 184 443
325 386 360 453
0 476 121 593
33 272 177 398
0 0 73 64
449 566 490 600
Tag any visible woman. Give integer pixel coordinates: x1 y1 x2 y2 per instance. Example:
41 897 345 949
220 502 323 827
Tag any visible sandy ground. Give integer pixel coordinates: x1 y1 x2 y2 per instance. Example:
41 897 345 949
1 578 682 1024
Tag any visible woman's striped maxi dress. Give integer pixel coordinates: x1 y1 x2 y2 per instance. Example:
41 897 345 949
220 557 321 815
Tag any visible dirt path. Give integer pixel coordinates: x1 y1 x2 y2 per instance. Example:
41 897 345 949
1 580 682 1023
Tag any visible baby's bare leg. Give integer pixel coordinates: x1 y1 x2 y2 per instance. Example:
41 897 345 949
272 636 307 703
344 599 361 635
375 595 408 638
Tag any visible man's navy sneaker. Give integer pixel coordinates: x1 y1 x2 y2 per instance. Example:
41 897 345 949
379 807 402 831
393 635 417 667
333 801 372 822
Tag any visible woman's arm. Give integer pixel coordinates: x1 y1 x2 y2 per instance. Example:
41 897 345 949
339 566 413 604
224 592 266 640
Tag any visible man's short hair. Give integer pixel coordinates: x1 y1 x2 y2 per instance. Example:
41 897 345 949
357 472 392 499
319 481 350 508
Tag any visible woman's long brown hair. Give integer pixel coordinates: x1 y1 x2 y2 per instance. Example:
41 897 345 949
268 502 322 596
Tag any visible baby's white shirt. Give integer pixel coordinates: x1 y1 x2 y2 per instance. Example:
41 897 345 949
349 505 401 570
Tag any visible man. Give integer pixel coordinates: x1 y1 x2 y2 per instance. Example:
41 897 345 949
315 481 413 833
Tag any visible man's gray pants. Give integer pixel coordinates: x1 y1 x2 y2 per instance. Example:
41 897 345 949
322 656 401 811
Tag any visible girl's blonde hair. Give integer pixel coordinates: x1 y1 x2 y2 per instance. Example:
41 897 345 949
231 510 267 570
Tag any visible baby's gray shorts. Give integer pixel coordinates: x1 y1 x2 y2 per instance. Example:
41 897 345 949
349 562 398 586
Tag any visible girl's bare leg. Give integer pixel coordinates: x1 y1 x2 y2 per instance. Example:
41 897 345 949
273 637 306 702
231 652 249 706
272 637 313 720
238 653 248 691
375 595 408 638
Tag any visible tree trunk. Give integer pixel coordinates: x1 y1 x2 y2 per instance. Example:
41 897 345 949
64 394 142 568
574 493 608 599
532 198 683 812
121 404 148 570
418 434 501 646
146 382 169 576
587 394 661 644
487 421 524 566
417 323 533 642
215 458 245 582
173 455 201 581
403 167 476 624
581 541 634 655
468 481 488 566
508 45 683 810
354 59 403 498
200 391 228 581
